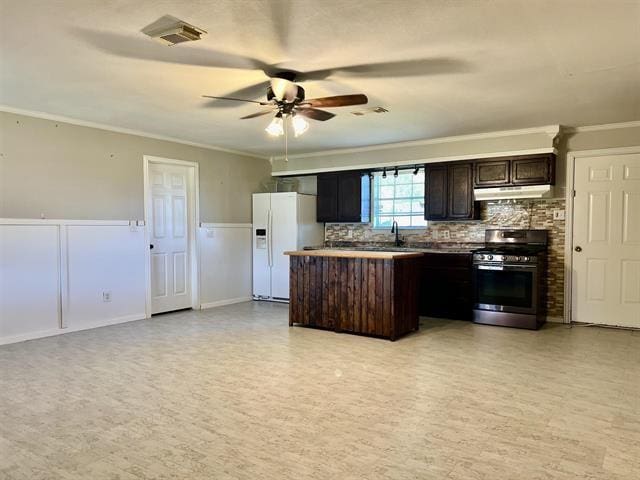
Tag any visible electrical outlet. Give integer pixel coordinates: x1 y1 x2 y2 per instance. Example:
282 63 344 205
553 209 565 220
103 291 112 302
441 230 450 240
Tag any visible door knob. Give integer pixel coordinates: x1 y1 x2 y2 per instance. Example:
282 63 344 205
150 244 154 250
574 246 582 252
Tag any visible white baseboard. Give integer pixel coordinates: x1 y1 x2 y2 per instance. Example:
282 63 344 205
200 297 252 309
0 313 147 346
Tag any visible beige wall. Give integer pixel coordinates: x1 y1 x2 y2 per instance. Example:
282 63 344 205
564 125 640 152
0 112 271 222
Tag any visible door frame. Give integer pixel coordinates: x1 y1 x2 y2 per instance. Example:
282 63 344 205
564 145 640 324
143 155 200 317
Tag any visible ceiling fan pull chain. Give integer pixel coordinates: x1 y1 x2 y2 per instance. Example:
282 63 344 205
284 115 289 162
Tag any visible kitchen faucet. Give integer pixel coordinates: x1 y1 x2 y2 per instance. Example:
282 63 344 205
391 220 405 247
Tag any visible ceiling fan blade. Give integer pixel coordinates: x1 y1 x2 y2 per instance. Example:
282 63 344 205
202 95 268 105
296 108 336 122
270 77 299 102
240 110 277 120
301 94 368 108
73 27 269 71
298 57 470 81
202 81 271 108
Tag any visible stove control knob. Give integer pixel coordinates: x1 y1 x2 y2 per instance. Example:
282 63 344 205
517 256 522 262
523 256 529 262
488 255 493 260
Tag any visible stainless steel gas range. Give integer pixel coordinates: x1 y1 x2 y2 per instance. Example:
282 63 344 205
472 229 548 330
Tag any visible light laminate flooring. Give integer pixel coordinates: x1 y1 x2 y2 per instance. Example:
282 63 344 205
1 302 638 480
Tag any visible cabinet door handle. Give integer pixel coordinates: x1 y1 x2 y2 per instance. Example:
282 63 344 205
574 246 582 252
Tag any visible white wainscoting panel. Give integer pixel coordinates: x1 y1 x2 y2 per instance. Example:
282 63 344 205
1 219 147 345
1 219 251 345
65 225 146 330
0 225 60 342
199 224 252 308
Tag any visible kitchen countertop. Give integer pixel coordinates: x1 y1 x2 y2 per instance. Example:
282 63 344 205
303 245 478 255
285 249 424 259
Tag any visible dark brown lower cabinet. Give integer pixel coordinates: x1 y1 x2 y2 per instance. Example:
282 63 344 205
418 253 473 320
288 254 421 340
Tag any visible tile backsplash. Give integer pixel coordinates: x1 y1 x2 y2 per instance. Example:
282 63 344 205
325 198 566 319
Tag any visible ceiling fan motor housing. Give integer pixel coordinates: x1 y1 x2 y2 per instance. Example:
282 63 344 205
267 85 305 103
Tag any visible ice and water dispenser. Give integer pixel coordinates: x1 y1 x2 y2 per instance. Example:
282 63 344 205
255 228 267 249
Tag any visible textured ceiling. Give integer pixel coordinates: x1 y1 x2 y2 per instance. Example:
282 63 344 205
1 0 639 157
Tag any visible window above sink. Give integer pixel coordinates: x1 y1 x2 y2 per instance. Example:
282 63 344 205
372 169 427 229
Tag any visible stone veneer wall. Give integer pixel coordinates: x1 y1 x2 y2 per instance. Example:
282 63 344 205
325 198 566 319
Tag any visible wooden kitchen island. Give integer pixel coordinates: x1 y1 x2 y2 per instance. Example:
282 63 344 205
284 250 423 340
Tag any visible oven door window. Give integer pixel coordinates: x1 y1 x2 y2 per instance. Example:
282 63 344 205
475 268 534 310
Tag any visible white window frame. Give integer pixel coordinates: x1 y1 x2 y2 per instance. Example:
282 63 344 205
370 170 428 230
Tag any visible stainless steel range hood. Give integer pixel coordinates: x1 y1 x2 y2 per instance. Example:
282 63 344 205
474 185 552 201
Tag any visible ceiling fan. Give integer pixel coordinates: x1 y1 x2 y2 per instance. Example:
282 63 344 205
202 71 368 138
73 10 470 156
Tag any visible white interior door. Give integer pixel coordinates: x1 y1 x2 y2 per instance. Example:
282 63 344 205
148 163 192 314
271 193 298 300
572 153 640 327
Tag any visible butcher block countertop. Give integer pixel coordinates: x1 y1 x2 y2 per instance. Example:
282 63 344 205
284 249 424 259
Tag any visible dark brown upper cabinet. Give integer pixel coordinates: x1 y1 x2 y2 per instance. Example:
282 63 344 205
424 165 448 220
474 153 555 188
474 159 510 187
316 174 339 222
425 162 479 221
511 155 555 185
316 171 370 223
448 163 476 219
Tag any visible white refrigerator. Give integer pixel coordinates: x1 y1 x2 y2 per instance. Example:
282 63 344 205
252 192 324 301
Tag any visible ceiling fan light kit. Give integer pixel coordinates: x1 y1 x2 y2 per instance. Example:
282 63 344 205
203 72 369 151
291 114 309 137
265 114 284 137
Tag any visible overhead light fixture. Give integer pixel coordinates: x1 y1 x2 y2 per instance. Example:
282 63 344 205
291 114 309 137
382 168 387 179
413 165 420 175
265 114 284 137
394 167 399 177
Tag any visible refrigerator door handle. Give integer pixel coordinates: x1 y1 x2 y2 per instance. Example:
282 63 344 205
267 209 273 267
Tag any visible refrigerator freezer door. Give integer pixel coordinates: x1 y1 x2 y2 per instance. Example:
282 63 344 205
252 193 271 298
270 193 298 299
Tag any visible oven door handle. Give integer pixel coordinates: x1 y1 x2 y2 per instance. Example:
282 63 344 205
476 264 537 271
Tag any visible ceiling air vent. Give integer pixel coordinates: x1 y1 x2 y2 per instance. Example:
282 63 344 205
143 16 206 46
351 106 389 116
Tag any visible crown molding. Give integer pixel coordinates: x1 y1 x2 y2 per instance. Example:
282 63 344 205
0 105 269 160
272 147 557 177
271 125 561 161
563 119 640 134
